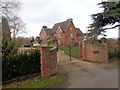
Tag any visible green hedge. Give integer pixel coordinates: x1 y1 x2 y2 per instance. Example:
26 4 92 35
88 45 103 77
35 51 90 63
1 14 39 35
108 51 120 59
2 50 40 81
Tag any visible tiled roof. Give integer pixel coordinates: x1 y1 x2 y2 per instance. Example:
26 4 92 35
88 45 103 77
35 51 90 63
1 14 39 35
52 18 73 33
43 28 53 35
76 28 83 36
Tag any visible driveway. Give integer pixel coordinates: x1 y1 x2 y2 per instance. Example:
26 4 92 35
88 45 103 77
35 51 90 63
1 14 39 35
57 50 118 88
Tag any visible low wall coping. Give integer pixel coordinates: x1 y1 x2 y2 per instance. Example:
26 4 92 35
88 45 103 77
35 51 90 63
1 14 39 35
50 46 57 52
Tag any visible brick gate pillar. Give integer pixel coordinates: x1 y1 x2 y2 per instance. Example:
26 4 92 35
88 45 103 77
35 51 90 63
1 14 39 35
40 46 57 79
40 46 51 78
104 43 109 62
79 42 82 59
82 41 86 60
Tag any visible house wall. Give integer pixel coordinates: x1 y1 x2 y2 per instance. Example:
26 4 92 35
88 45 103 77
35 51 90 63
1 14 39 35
79 42 108 62
39 29 49 41
65 22 77 45
54 28 65 45
40 46 57 78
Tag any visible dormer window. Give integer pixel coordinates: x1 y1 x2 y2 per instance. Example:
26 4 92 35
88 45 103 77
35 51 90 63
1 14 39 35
70 27 72 30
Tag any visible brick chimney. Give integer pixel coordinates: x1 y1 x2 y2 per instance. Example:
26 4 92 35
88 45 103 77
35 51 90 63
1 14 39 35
43 26 47 28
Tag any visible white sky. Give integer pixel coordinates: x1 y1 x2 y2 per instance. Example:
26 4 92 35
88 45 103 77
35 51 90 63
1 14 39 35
19 0 119 38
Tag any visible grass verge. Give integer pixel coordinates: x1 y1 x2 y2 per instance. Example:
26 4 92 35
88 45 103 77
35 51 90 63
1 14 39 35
10 73 65 88
59 46 79 59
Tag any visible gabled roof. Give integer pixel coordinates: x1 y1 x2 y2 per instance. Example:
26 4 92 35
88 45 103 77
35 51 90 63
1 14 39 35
52 18 73 33
76 28 83 36
40 26 53 36
43 28 53 35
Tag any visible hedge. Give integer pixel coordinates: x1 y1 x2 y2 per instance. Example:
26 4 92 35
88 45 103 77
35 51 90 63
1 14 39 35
108 51 120 59
2 50 40 81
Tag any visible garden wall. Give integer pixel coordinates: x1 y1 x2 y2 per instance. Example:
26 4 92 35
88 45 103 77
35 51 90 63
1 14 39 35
40 46 57 78
79 42 108 62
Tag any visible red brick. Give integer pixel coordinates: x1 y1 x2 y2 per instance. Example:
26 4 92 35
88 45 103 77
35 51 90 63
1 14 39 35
40 47 57 79
79 42 109 62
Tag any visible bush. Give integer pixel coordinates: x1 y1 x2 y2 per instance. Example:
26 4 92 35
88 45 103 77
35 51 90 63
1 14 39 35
108 51 120 59
2 40 18 55
2 50 40 81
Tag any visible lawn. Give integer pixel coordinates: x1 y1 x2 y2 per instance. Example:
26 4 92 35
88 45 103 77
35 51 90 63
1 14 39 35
59 46 79 59
10 73 65 88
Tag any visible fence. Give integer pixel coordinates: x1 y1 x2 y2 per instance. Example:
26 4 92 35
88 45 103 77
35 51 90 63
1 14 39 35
17 47 38 54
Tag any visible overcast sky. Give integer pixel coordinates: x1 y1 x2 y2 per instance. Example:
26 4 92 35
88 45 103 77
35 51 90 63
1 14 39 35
19 0 118 38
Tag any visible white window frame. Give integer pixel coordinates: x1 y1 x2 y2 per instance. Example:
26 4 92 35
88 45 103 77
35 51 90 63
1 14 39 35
70 27 72 30
58 40 62 45
42 35 44 38
58 33 61 38
70 32 73 38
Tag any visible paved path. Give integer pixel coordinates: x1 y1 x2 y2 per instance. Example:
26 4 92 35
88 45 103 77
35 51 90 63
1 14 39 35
57 50 76 62
57 50 118 88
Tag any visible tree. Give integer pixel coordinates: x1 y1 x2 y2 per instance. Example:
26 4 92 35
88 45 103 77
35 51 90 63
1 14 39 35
87 1 120 41
91 1 120 29
9 16 26 38
0 0 26 38
1 0 26 55
2 40 18 55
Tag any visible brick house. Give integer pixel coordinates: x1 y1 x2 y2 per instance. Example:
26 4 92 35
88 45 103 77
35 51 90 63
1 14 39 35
39 26 56 43
39 18 83 45
52 18 83 45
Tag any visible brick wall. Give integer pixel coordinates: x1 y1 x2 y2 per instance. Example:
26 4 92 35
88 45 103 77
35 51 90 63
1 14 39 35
79 42 108 62
40 46 57 78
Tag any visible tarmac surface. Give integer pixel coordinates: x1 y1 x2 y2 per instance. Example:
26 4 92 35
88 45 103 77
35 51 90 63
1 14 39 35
57 50 118 88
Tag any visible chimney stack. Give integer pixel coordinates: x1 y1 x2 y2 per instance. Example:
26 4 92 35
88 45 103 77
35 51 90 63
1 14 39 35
43 26 47 28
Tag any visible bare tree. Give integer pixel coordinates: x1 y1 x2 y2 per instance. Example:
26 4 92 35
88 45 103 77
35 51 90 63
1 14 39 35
9 16 27 38
0 0 26 38
0 0 20 18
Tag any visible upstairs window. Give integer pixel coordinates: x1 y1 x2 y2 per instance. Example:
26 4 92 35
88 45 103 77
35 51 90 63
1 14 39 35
70 27 72 30
58 33 61 38
42 35 44 38
70 33 73 38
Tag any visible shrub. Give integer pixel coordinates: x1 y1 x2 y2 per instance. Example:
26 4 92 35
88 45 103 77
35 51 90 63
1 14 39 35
2 50 40 81
108 51 120 59
2 40 18 55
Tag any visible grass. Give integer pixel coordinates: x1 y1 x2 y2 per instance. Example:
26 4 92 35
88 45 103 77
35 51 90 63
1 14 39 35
59 46 79 59
12 73 65 88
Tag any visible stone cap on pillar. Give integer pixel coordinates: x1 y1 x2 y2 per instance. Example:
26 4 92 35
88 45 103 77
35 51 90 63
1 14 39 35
50 46 57 51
